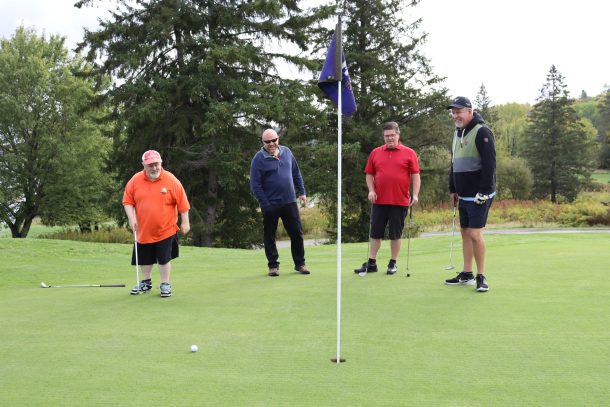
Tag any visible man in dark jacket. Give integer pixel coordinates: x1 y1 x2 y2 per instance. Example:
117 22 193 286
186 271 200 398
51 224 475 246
250 129 311 277
444 96 496 292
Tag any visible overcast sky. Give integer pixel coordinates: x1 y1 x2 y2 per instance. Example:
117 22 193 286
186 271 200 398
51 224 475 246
1 0 608 106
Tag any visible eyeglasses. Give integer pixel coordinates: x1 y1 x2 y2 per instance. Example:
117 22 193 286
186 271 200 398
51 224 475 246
263 138 278 144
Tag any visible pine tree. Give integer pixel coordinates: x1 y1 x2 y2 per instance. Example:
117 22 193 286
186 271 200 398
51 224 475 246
306 0 448 242
523 65 597 202
76 0 332 247
474 83 497 128
597 90 610 168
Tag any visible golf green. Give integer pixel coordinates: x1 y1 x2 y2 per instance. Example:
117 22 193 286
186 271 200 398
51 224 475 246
1 233 609 406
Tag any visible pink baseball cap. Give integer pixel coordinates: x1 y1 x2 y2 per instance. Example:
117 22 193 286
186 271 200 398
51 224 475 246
142 150 162 165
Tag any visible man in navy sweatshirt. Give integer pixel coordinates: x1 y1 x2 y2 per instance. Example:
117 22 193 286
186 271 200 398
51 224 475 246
250 129 311 277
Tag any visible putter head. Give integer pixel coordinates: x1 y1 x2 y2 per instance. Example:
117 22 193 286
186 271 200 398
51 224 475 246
357 271 367 277
40 282 49 288
445 265 455 270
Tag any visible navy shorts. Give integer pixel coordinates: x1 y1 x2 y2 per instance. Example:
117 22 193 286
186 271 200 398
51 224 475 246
459 198 494 228
131 233 179 266
370 204 408 240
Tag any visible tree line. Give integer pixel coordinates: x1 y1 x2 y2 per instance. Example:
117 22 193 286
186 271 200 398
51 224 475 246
1 0 608 246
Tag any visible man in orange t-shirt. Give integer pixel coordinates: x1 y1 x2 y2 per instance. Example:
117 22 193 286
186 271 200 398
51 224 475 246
123 150 190 297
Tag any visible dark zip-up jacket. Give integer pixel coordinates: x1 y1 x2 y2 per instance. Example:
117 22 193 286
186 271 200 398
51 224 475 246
449 112 496 198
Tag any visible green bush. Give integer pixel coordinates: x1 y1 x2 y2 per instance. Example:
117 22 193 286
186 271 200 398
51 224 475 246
487 200 561 226
497 155 533 199
30 191 610 244
276 205 328 240
410 208 452 232
38 227 133 244
557 201 610 226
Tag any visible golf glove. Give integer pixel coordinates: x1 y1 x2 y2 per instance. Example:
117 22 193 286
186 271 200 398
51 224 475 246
474 193 489 205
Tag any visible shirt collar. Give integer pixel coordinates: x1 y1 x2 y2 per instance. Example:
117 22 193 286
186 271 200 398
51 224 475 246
142 168 164 182
381 143 404 151
261 145 282 158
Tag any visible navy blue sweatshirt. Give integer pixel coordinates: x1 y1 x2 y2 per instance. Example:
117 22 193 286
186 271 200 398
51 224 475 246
250 145 306 209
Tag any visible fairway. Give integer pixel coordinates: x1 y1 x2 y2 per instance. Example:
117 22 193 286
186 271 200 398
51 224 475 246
1 233 609 406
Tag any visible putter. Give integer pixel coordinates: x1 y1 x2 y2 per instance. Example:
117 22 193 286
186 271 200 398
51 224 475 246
133 229 142 294
405 205 412 277
445 205 457 270
41 282 125 288
357 205 374 277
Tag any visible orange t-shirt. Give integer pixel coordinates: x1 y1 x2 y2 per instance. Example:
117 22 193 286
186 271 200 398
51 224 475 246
122 169 190 244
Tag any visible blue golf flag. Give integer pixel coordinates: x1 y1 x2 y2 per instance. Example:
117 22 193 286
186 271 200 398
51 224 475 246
318 22 356 116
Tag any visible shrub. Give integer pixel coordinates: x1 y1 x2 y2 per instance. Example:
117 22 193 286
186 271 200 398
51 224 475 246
32 191 610 244
557 201 610 226
276 205 328 240
39 226 133 244
497 155 533 199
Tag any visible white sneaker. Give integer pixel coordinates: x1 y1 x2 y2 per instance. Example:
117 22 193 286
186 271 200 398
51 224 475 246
130 280 152 295
160 282 172 298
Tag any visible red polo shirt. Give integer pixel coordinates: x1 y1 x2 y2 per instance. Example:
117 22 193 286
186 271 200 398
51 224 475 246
364 143 420 206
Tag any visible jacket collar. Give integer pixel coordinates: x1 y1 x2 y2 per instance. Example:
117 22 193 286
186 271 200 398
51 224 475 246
261 145 282 158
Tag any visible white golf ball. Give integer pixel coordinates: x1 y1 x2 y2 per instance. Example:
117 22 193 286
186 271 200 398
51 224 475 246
190 344 198 353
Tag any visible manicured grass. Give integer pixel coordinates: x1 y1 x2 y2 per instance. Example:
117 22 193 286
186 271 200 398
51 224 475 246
591 169 610 184
0 223 66 238
1 234 609 406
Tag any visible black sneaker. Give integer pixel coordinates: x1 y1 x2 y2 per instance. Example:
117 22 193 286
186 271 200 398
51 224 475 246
445 271 475 286
386 262 398 275
354 262 378 274
476 274 489 292
130 280 152 295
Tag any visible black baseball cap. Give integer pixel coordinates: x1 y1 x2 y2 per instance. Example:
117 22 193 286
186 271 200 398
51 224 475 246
447 96 472 109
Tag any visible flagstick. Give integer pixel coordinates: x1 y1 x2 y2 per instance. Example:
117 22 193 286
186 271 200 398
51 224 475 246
335 79 344 364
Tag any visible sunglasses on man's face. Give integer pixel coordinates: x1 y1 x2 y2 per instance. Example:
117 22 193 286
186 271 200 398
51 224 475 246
263 138 278 144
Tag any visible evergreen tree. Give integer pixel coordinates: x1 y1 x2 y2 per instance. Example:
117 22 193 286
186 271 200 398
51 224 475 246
597 90 610 168
494 103 530 157
579 90 589 100
77 0 332 247
474 83 497 128
522 65 597 202
305 0 448 242
0 27 112 237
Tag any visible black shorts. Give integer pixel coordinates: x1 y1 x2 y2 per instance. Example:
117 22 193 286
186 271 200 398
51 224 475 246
370 204 408 240
459 198 494 228
131 234 179 266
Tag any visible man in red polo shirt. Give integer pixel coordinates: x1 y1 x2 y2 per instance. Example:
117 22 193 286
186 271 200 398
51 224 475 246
123 150 190 297
354 122 420 275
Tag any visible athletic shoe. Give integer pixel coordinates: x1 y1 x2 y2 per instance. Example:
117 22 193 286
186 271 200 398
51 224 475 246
130 280 152 295
386 262 398 275
160 282 172 298
445 271 475 285
268 268 279 277
296 265 311 275
354 262 378 274
476 274 489 292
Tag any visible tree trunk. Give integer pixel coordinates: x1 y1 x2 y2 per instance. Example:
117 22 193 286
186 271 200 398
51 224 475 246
9 214 35 238
202 169 218 247
550 160 557 203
